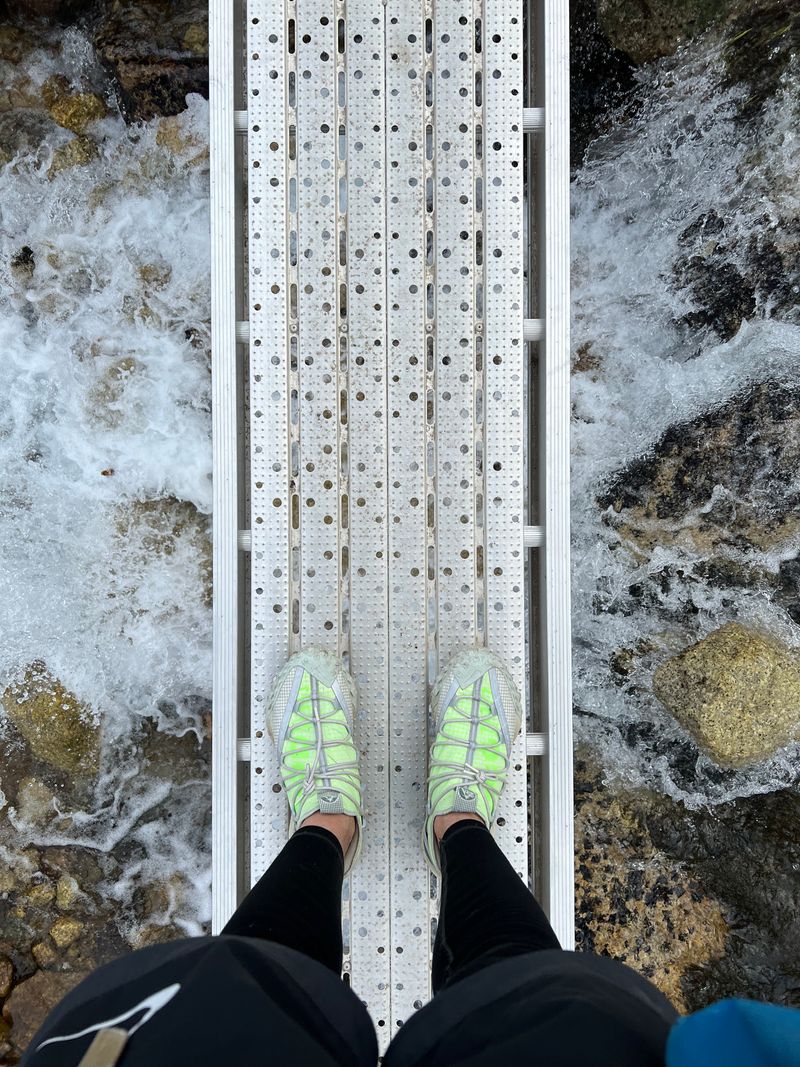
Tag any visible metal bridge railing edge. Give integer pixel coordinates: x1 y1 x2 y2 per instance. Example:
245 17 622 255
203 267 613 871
538 0 575 951
210 0 240 935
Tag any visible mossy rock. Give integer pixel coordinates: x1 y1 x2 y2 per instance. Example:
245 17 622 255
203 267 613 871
48 91 108 135
652 622 800 767
2 663 100 778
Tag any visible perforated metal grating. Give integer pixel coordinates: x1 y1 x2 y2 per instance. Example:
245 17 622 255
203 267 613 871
246 0 524 1036
211 0 573 1053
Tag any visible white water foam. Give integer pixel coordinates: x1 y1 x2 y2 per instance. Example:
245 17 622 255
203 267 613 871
0 26 213 930
570 31 800 805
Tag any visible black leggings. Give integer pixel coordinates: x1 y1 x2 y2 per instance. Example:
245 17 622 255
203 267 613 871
221 818 560 991
27 821 677 1066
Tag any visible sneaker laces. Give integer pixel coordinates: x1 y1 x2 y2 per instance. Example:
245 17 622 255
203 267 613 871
426 692 510 810
283 691 362 810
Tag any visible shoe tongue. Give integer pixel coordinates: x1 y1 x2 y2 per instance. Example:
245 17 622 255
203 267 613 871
319 789 345 815
452 785 477 813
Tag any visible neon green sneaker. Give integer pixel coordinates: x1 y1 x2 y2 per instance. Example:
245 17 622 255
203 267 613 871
266 647 364 873
423 647 523 877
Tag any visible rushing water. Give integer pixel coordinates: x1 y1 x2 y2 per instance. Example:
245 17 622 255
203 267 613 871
0 26 213 933
571 29 800 804
0 15 798 945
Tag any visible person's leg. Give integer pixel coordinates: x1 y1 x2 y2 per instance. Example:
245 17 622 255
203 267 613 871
222 644 365 975
431 816 560 992
221 814 355 976
390 814 672 1067
383 949 677 1067
386 646 675 1067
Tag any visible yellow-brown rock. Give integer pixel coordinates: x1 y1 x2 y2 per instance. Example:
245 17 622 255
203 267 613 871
182 22 208 55
575 755 728 1012
0 956 12 999
25 881 55 908
138 261 172 290
56 873 81 911
2 662 100 777
155 114 208 166
49 915 83 949
653 622 800 767
48 91 108 135
41 74 70 110
114 498 212 608
47 135 99 180
32 940 58 969
86 355 143 429
15 778 56 826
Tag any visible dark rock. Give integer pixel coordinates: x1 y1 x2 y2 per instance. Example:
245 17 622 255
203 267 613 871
721 2 800 125
672 207 799 344
91 0 208 124
2 0 100 22
598 380 800 572
39 846 105 892
4 970 89 1056
9 246 34 276
595 0 778 65
0 25 36 63
570 0 637 171
674 257 755 342
0 111 59 168
136 715 209 785
646 786 800 1005
775 554 800 625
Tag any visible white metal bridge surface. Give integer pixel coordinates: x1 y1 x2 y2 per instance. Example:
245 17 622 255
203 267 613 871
210 0 572 1047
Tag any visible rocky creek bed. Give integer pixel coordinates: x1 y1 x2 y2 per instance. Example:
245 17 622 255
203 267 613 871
0 0 798 1058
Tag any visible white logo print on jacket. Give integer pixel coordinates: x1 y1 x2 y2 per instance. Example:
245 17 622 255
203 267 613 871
34 984 181 1054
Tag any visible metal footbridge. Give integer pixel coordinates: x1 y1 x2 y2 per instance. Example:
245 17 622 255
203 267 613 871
210 0 572 1047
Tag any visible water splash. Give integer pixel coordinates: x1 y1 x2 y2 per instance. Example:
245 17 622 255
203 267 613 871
570 28 800 805
0 25 212 929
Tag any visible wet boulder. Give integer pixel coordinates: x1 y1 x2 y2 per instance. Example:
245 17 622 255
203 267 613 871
652 621 800 767
595 0 774 65
596 381 800 646
2 663 100 778
575 755 728 1011
91 0 208 123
